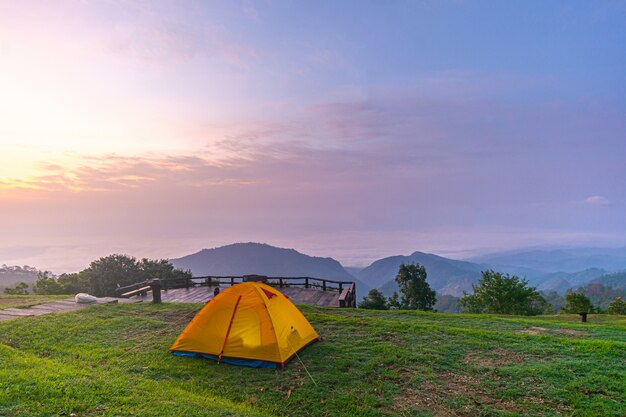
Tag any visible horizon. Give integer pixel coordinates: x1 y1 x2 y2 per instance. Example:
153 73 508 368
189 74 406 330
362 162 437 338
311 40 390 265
5 240 626 275
1 1 625 273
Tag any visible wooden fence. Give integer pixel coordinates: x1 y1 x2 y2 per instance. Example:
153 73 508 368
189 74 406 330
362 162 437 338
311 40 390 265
115 275 356 308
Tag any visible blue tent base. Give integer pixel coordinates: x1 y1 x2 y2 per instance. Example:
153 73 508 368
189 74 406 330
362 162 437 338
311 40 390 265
171 351 280 369
171 339 319 369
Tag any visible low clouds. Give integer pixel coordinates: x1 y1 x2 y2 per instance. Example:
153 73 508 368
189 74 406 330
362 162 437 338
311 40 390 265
1 88 625 271
585 196 611 206
3 90 624 240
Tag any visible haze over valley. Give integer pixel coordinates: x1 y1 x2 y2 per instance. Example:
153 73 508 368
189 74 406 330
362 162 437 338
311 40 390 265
4 243 625 308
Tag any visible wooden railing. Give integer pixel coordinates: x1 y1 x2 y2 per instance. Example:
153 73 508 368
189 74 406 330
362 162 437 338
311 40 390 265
115 275 357 307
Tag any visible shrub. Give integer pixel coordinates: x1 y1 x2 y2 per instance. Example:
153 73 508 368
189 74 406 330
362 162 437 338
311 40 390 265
607 297 626 315
459 270 548 315
358 289 389 310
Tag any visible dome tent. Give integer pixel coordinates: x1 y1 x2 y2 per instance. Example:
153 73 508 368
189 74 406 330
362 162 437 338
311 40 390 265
169 282 319 368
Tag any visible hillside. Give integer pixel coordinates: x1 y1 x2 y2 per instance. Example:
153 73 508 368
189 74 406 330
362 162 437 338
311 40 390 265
170 243 371 297
589 271 626 289
357 251 485 297
171 243 353 278
535 268 607 294
0 303 624 416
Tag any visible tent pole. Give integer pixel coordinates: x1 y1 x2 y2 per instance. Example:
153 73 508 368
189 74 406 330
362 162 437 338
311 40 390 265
218 295 242 363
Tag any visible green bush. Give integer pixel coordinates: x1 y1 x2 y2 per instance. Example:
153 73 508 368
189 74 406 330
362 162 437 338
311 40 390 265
3 281 29 295
460 270 548 315
358 289 389 310
607 297 626 315
33 255 192 296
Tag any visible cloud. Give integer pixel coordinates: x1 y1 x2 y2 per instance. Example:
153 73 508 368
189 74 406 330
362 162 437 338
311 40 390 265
1 81 624 272
584 195 610 206
4 85 624 210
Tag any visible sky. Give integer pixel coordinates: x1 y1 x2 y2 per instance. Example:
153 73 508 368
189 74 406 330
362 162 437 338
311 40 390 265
1 0 625 272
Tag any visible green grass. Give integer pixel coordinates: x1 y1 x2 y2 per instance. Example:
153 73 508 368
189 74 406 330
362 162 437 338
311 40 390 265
0 294 70 309
0 303 624 417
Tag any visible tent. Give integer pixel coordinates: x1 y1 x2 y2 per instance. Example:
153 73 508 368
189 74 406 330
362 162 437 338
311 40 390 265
169 282 319 368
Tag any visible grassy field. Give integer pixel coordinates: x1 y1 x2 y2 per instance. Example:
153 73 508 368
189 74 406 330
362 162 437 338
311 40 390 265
0 303 624 417
0 294 70 310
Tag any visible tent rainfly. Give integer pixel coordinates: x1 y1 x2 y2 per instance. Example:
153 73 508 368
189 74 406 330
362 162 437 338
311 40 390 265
169 282 319 368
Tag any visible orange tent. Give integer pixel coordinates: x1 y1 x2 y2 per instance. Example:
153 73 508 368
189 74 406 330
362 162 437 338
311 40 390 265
169 282 319 368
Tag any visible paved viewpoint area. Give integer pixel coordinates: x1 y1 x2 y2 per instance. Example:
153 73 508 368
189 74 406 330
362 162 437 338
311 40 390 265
0 286 346 323
0 297 139 322
130 286 345 307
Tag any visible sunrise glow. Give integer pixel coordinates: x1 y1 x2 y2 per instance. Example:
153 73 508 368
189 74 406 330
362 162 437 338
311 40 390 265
1 0 625 271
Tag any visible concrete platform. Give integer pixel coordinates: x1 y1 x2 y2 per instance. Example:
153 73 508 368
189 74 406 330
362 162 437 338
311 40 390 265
130 286 343 307
0 297 141 322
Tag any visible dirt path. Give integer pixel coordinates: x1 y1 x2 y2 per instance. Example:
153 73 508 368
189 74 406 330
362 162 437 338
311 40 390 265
0 297 141 322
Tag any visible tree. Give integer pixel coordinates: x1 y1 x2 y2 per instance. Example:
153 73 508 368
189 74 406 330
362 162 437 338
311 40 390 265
3 281 29 295
388 291 401 309
395 263 436 311
79 255 193 296
607 297 626 315
79 254 144 296
33 271 66 295
358 289 389 310
459 270 547 315
562 292 593 314
57 272 88 294
28 256 191 296
139 258 191 282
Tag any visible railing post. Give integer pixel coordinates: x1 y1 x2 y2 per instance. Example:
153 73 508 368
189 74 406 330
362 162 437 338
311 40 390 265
323 280 326 291
149 279 162 304
279 278 283 288
339 283 343 292
305 278 309 288
580 312 588 323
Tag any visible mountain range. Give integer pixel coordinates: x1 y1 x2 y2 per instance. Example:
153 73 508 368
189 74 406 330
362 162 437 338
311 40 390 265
170 243 626 299
356 252 486 297
4 243 626 299
468 248 626 277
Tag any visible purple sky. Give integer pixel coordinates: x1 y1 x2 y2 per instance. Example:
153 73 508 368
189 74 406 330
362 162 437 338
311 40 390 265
1 1 625 272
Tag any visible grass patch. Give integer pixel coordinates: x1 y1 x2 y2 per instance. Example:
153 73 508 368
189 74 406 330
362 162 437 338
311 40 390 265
0 294 70 309
0 303 624 416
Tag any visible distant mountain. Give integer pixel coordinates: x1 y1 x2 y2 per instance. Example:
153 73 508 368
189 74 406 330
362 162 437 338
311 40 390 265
357 251 486 297
344 266 364 278
170 243 370 298
589 272 626 290
469 247 626 275
535 268 607 294
536 277 573 294
574 281 626 310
